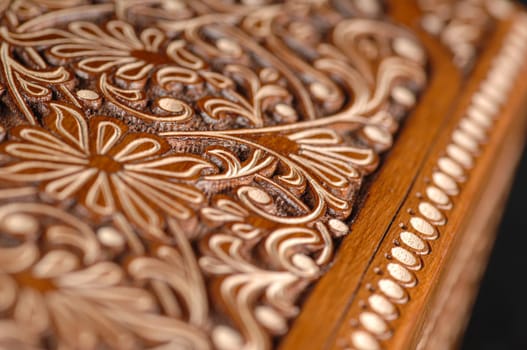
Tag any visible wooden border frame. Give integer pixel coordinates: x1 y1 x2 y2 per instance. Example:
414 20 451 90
282 6 527 350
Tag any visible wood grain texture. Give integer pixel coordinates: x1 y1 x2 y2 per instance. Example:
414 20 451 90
282 2 527 350
0 1 525 350
0 1 426 349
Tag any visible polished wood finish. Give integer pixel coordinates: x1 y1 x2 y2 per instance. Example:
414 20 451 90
0 1 525 350
284 3 527 350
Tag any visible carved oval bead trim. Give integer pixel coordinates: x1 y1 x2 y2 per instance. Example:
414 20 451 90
425 186 452 209
368 294 399 320
346 14 527 350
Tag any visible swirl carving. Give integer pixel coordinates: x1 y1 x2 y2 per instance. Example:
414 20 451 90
0 1 427 349
418 0 513 69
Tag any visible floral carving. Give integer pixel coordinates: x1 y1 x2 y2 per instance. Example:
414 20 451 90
0 0 427 349
0 102 213 233
0 203 210 349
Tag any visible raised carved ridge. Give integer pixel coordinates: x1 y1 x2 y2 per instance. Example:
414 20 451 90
0 1 426 349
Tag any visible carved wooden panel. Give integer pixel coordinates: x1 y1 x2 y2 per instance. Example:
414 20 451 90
0 1 428 349
0 1 525 350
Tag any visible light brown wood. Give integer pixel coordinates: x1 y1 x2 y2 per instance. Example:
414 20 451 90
0 1 525 350
284 3 527 350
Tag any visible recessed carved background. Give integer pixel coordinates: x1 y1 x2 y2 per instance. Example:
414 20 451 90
0 1 426 349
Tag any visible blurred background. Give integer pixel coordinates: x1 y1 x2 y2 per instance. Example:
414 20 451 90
461 3 527 349
461 144 527 349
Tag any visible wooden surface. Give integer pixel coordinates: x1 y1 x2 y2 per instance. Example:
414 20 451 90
0 1 525 350
283 2 527 350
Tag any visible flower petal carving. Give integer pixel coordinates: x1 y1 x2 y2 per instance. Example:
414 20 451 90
0 1 429 349
0 102 214 231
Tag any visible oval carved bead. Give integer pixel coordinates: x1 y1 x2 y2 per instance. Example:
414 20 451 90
386 263 416 287
368 294 398 320
418 201 445 225
255 306 288 335
328 218 349 237
487 68 511 92
432 171 459 196
446 144 474 169
212 326 244 350
467 105 493 128
364 125 392 147
391 86 416 107
1 213 39 237
350 330 381 350
76 89 99 100
459 117 486 142
410 217 438 240
399 231 430 255
425 186 451 208
359 311 390 336
472 92 499 116
97 226 125 248
481 79 506 105
392 37 426 63
391 247 421 270
452 129 479 154
437 157 465 181
378 279 408 303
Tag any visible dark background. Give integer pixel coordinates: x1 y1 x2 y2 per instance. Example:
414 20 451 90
461 146 527 350
459 3 527 349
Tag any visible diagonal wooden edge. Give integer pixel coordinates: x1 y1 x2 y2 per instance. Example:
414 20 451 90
282 5 527 350
338 12 527 350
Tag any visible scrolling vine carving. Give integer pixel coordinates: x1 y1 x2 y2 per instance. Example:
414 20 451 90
0 1 426 349
418 0 513 69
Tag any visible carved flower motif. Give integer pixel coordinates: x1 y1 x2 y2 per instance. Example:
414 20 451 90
0 204 210 349
50 20 172 84
0 102 213 231
0 0 430 348
1 19 204 88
